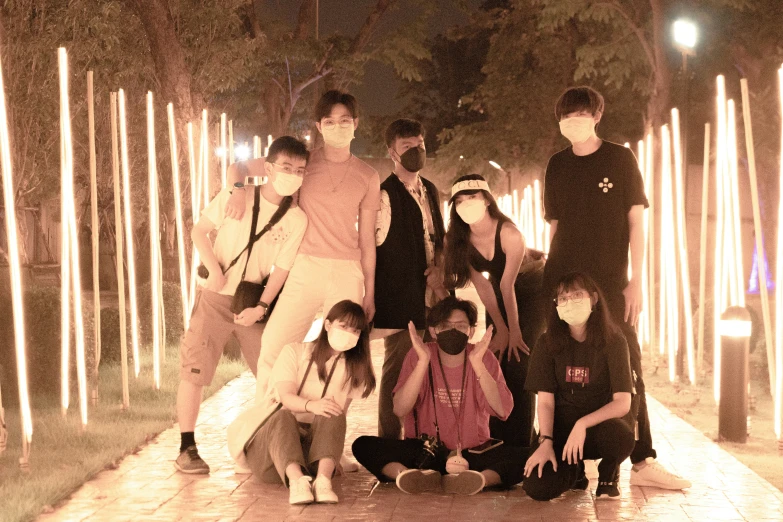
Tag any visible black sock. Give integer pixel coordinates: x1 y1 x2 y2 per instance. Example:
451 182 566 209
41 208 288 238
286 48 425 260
180 432 196 452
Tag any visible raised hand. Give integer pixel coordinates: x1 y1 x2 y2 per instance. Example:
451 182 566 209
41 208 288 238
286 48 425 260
469 325 493 369
408 321 430 364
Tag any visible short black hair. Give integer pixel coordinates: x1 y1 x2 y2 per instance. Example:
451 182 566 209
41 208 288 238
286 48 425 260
267 136 309 164
314 90 359 121
554 86 605 121
384 118 425 148
427 296 478 328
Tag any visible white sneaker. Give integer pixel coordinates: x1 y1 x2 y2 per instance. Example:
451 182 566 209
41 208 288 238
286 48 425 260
396 469 441 494
630 458 691 490
312 475 339 504
288 476 314 505
340 454 359 473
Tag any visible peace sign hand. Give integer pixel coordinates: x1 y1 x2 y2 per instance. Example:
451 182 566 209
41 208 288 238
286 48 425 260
408 321 430 364
468 325 493 371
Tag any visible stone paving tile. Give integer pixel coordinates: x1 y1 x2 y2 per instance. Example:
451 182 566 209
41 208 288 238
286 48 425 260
37 336 783 522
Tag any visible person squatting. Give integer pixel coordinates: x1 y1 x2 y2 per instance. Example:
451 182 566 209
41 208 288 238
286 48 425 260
175 86 692 505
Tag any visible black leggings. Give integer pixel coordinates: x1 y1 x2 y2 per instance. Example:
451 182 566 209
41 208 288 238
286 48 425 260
522 418 635 501
352 436 528 489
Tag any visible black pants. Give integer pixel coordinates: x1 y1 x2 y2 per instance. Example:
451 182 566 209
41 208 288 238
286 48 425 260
488 263 545 448
604 292 656 464
352 436 528 489
522 418 635 501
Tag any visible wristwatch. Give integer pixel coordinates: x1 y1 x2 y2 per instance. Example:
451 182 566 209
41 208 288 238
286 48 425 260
230 181 245 194
538 434 554 445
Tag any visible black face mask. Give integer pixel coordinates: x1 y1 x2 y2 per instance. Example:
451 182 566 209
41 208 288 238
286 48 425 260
398 146 426 172
436 328 469 356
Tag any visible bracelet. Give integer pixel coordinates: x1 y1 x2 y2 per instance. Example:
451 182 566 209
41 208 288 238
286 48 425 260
304 400 310 413
258 300 270 309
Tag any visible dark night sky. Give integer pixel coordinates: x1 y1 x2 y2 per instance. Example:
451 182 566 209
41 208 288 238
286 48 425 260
267 0 483 117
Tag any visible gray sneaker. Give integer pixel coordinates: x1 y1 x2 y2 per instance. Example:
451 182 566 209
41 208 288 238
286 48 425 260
175 446 210 474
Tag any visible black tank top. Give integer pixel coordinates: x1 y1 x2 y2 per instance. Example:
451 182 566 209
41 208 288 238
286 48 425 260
469 221 506 283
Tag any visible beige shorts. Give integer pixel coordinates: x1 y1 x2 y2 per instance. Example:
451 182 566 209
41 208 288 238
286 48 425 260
180 289 265 386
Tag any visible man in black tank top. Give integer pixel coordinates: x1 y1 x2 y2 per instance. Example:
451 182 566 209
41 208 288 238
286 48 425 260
542 86 690 490
373 119 449 439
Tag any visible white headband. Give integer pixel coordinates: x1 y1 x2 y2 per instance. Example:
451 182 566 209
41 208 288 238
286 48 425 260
451 179 490 197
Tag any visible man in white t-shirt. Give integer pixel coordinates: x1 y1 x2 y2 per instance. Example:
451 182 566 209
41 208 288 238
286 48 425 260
175 136 309 475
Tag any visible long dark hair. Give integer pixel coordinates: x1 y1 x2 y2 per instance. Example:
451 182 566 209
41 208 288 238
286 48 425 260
543 272 621 352
443 174 515 289
310 300 376 398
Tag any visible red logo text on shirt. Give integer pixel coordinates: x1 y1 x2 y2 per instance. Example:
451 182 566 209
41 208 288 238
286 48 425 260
566 366 590 384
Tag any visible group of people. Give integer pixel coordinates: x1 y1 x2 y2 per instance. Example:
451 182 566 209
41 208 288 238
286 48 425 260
173 86 692 505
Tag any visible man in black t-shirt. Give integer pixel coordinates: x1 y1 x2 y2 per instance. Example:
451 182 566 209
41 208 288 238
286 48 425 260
542 86 690 490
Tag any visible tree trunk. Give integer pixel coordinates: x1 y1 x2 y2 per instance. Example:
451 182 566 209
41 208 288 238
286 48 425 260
646 0 672 130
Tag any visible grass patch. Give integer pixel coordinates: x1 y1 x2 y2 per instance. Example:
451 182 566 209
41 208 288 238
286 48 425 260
645 362 783 492
0 350 246 522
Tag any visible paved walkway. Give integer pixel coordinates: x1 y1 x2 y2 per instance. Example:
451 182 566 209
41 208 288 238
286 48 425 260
37 342 783 522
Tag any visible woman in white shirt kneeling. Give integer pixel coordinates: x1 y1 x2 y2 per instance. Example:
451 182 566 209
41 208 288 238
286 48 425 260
243 300 376 505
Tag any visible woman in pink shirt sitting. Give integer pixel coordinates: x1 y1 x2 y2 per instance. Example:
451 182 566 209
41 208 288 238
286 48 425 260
352 297 527 495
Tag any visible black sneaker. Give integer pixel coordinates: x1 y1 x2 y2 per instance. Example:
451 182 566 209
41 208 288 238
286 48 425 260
595 480 620 500
571 464 589 491
175 445 210 474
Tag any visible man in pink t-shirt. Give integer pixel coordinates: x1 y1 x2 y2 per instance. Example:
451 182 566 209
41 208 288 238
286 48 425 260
352 297 527 495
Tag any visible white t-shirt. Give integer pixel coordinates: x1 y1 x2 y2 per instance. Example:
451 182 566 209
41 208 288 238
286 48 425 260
268 342 365 423
200 187 307 296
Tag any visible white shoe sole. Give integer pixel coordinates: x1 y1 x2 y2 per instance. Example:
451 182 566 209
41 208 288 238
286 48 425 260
174 462 210 474
630 477 690 490
442 472 485 495
396 470 441 494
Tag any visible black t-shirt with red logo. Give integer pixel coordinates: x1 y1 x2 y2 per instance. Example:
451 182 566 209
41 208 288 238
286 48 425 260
525 333 633 426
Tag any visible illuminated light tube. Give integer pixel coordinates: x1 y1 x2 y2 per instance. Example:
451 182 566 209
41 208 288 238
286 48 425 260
87 71 101 392
714 77 727 404
59 48 88 426
220 113 227 188
636 139 650 350
228 120 234 164
187 122 201 314
727 100 745 307
533 181 543 251
118 89 141 377
110 93 130 409
201 110 209 208
717 319 752 338
740 79 776 394
254 136 261 159
672 109 696 384
60 81 71 415
696 123 711 381
147 92 161 390
660 124 679 381
775 66 783 441
167 104 190 332
0 46 33 459
645 132 656 357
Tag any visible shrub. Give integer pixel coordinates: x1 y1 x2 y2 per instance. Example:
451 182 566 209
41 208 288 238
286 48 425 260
137 280 186 348
98 307 132 366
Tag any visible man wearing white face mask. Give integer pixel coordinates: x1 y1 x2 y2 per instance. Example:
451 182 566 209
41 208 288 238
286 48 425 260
542 86 690 490
175 136 309 474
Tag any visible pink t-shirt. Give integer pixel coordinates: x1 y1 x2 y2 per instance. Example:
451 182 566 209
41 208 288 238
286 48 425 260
393 342 513 450
298 148 381 261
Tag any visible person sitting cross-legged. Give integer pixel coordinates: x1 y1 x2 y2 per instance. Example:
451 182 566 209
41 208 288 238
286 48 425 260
352 296 527 495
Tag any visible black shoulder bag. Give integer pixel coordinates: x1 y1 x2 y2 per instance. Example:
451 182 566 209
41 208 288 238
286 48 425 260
197 186 292 317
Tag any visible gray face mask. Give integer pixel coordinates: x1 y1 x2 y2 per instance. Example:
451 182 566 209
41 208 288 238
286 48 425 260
398 146 426 172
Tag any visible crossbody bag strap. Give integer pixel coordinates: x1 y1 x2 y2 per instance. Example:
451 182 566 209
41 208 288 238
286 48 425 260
319 354 342 398
238 186 262 282
427 364 441 442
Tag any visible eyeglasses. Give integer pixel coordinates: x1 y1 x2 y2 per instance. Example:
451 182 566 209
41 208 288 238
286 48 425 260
270 163 306 177
436 321 471 332
555 290 586 306
321 118 354 130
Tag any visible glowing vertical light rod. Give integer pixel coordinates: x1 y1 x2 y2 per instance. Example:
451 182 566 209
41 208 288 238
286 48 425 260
533 180 543 251
740 79 775 393
645 132 656 358
87 71 101 400
637 139 651 350
167 104 190 331
147 92 162 390
696 123 711 380
672 109 696 384
659 124 679 380
775 65 783 443
228 120 235 164
727 99 745 307
0 45 33 462
110 93 130 409
187 122 200 314
220 113 227 188
118 89 141 377
714 76 727 403
201 110 209 208
59 48 88 426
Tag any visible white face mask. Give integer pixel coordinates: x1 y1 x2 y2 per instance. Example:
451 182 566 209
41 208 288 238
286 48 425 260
456 199 487 225
271 171 303 196
327 327 360 352
556 299 593 326
321 125 355 149
559 116 596 144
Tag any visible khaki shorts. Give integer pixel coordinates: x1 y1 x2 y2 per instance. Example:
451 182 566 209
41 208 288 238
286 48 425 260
180 289 265 386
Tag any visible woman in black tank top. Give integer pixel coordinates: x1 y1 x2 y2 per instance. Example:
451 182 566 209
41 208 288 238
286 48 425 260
443 174 546 448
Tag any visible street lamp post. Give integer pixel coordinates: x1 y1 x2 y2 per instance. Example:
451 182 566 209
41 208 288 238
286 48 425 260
489 160 511 194
673 19 697 200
